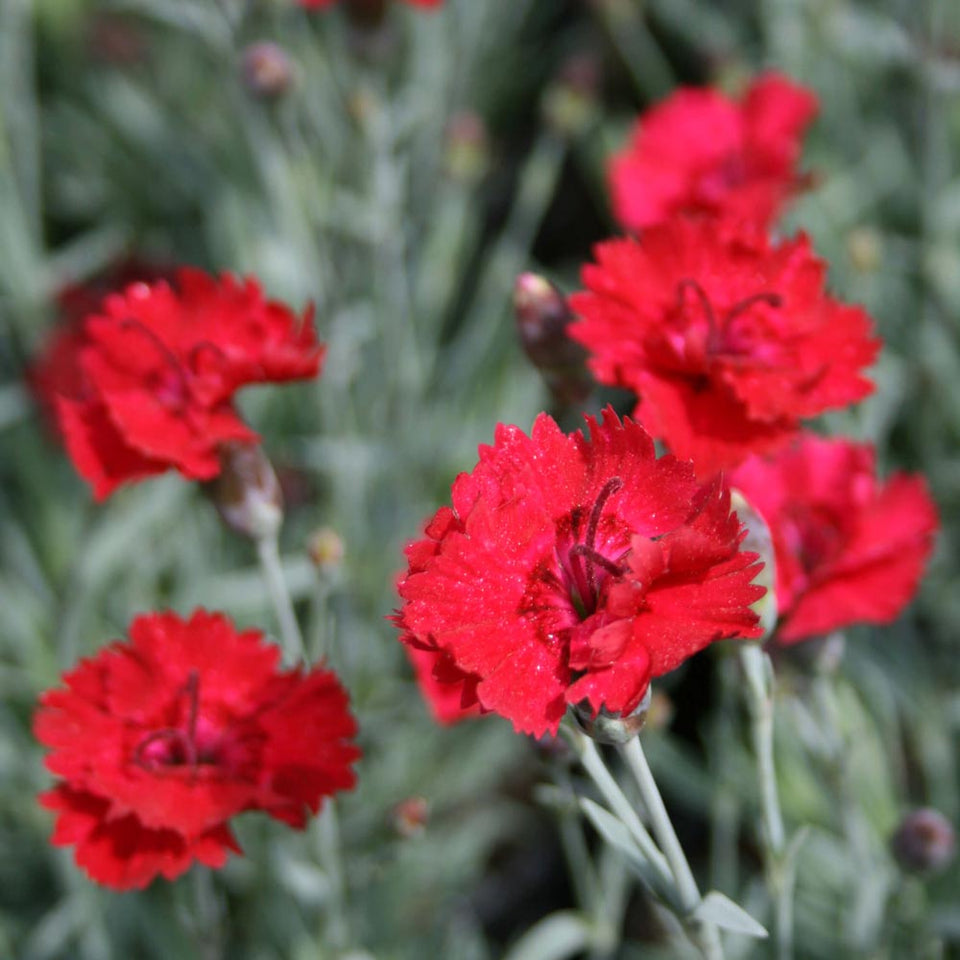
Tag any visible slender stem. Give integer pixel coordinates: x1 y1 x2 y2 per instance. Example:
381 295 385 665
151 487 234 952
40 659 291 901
316 801 350 951
255 534 306 662
573 734 673 888
740 642 792 958
620 737 724 960
191 867 224 960
740 644 785 855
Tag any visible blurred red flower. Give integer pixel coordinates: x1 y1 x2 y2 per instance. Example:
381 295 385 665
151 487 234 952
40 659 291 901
29 257 173 424
609 72 817 232
394 409 764 737
35 610 359 890
730 434 939 643
43 269 322 499
570 220 879 476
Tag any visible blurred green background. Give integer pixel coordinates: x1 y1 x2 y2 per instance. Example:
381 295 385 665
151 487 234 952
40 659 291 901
0 0 958 956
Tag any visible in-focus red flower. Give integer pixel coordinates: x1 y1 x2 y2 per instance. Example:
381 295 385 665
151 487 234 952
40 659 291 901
35 609 359 890
395 409 765 737
405 645 482 725
609 72 818 232
570 220 879 476
45 269 322 500
730 434 938 643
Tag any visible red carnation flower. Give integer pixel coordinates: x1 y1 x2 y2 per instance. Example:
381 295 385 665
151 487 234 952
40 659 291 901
29 258 173 424
730 434 938 643
34 609 359 890
47 269 322 500
609 72 817 232
405 646 482 725
394 409 765 737
570 220 879 476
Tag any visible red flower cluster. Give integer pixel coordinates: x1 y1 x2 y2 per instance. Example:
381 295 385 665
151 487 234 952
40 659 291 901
35 610 359 890
609 73 817 232
731 435 938 643
570 220 879 475
41 269 322 500
395 409 764 737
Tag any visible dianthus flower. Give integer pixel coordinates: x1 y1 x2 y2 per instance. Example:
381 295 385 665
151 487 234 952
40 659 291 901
29 258 172 425
395 409 765 737
609 72 817 232
730 434 938 643
35 610 360 890
49 269 322 500
570 220 879 476
405 646 482 725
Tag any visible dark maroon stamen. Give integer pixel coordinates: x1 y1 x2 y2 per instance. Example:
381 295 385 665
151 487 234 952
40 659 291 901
675 279 782 354
132 670 203 773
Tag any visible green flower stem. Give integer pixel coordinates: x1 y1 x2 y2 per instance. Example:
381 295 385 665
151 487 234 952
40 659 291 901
740 642 793 959
191 867 224 960
316 800 350 952
740 643 785 855
256 533 306 663
571 733 674 893
619 738 723 960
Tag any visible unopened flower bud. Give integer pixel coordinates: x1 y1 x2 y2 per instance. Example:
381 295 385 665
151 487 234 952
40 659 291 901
573 687 651 745
542 53 601 137
891 808 956 874
847 227 883 274
391 796 429 838
308 527 345 573
343 0 388 29
514 274 591 406
241 42 294 100
209 442 284 540
444 111 490 184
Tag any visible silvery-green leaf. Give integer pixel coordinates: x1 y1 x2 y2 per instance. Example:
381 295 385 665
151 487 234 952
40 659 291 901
695 892 768 939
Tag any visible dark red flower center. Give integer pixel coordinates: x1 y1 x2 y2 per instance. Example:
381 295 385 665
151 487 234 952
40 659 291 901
782 502 846 576
674 278 782 359
121 319 230 412
132 671 223 772
527 477 632 625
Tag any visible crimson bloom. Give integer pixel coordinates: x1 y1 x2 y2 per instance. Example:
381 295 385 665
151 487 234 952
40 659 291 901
48 269 322 500
395 409 765 738
609 72 817 233
730 434 938 643
35 610 359 890
570 220 879 476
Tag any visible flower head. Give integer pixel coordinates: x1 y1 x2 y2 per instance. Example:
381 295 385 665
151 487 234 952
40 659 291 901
609 72 817 232
34 610 359 890
730 434 938 643
395 409 765 737
48 269 322 499
570 220 879 475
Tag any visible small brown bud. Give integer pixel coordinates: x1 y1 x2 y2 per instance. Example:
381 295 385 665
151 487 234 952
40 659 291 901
307 527 345 573
573 687 651 745
241 42 294 101
444 111 490 184
891 808 956 874
542 53 601 137
514 273 591 406
209 442 283 540
847 227 883 274
391 796 429 838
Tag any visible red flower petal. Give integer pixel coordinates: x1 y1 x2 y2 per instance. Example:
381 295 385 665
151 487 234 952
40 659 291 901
396 408 764 735
35 610 359 888
609 72 817 232
731 434 939 643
